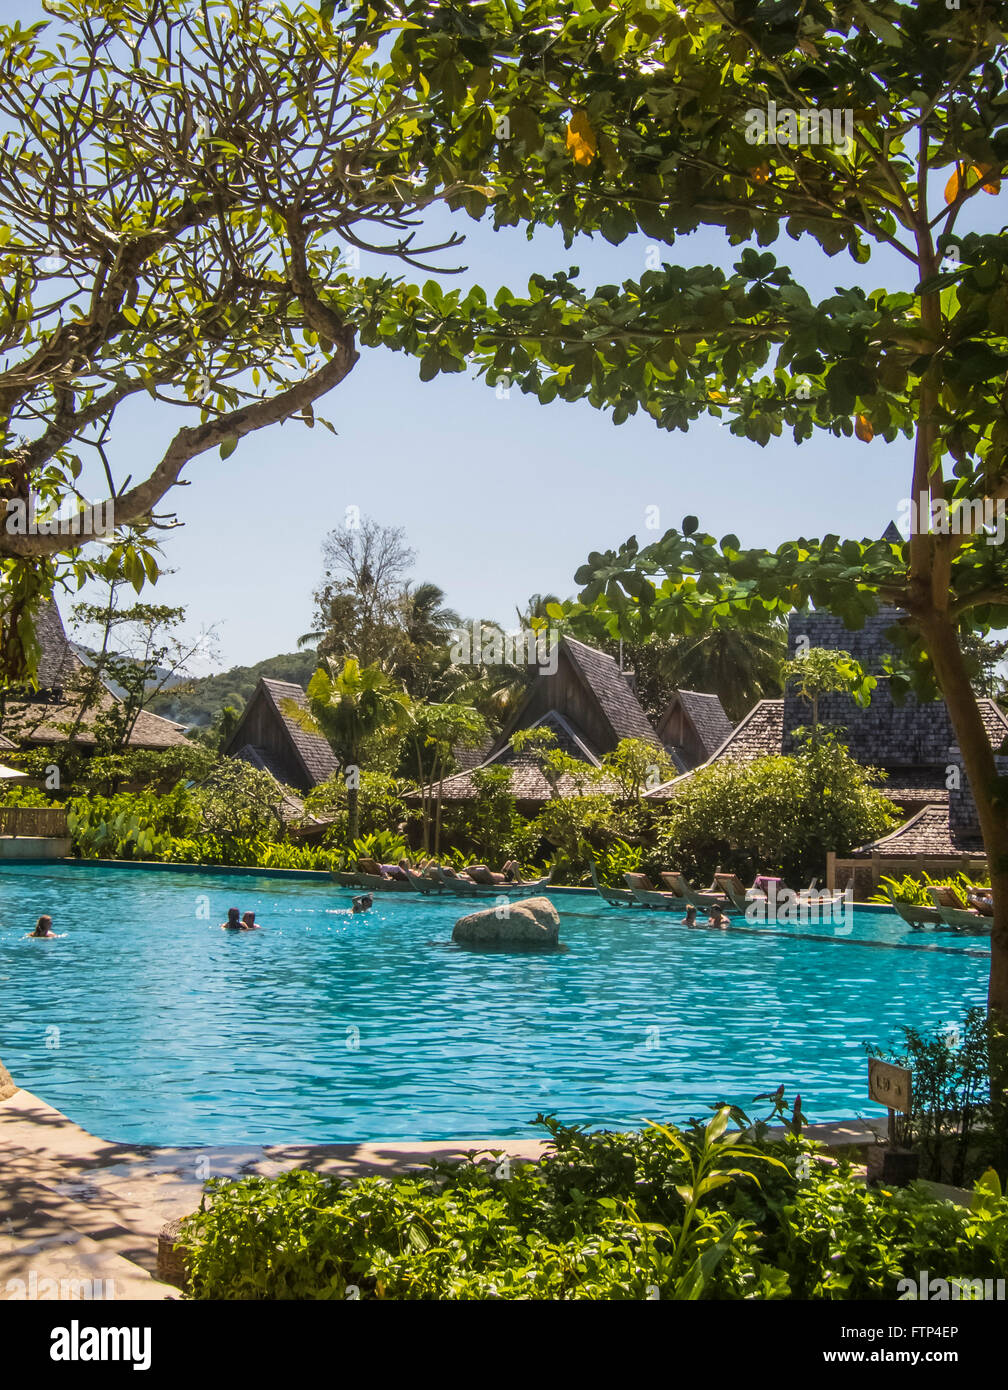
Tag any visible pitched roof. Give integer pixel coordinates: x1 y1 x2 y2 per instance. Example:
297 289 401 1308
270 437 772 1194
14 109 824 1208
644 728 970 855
228 743 311 822
662 689 735 759
560 637 663 747
851 803 985 858
34 600 85 690
404 709 624 804
256 678 341 786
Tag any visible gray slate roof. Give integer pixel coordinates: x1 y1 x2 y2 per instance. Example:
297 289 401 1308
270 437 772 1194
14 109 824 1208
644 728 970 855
260 678 340 786
562 637 663 747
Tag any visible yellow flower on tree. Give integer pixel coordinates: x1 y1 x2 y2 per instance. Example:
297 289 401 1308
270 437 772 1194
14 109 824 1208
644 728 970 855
566 109 596 166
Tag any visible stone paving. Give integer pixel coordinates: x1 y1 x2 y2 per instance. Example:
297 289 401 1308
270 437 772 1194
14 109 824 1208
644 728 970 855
0 1072 884 1301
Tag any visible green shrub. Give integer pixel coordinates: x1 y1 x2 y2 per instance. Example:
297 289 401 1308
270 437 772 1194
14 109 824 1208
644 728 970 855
179 1104 1008 1300
872 872 990 908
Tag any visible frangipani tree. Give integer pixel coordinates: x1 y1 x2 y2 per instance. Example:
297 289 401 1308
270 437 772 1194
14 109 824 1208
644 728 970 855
0 0 506 677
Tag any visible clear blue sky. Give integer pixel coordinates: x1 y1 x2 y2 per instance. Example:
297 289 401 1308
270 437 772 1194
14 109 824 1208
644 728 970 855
11 3 1002 671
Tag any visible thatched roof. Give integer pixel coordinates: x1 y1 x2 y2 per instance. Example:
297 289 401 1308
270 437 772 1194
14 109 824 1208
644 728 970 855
1 602 189 750
404 709 624 805
658 689 734 760
559 637 663 747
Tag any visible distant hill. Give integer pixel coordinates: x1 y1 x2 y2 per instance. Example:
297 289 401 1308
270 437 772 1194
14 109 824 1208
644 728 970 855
146 651 320 729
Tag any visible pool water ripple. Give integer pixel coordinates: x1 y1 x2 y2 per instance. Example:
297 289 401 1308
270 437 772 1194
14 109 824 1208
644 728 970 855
0 864 988 1145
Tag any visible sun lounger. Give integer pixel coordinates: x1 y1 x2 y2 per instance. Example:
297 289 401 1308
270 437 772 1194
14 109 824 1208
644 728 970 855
357 869 416 893
713 872 755 914
436 865 551 897
624 872 686 911
659 871 724 910
589 859 635 907
928 886 991 934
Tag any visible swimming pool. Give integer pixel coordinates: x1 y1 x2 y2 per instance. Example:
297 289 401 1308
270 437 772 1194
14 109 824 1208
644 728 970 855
0 864 989 1146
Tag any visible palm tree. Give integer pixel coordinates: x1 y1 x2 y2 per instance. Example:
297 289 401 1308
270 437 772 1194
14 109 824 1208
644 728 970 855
515 593 563 628
401 581 461 648
291 657 412 842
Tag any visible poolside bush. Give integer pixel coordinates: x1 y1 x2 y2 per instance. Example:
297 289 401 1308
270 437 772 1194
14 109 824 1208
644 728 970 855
659 742 897 883
179 1105 1008 1300
872 872 990 909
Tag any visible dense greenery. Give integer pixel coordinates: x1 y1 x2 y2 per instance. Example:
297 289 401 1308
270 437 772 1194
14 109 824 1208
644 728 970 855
179 1101 1008 1300
873 872 991 909
654 739 897 884
147 652 321 730
867 1010 1008 1186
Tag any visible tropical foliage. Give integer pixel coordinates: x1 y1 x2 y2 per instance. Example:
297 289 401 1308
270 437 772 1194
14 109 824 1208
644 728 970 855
179 1099 1008 1300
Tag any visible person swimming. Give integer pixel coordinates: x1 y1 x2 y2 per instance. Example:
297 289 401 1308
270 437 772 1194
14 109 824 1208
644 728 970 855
241 912 262 930
681 905 698 928
707 905 729 929
29 914 56 938
220 908 243 931
351 895 373 914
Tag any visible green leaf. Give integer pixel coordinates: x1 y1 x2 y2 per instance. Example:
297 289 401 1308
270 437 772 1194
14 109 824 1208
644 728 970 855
219 435 239 460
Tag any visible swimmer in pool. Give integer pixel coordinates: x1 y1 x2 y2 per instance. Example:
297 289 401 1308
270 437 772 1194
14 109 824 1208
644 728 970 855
29 914 56 938
707 904 729 929
351 895 373 914
220 908 243 930
241 912 261 930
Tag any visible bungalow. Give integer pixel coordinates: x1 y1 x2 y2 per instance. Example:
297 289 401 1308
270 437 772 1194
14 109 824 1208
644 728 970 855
0 602 189 753
646 607 1008 875
406 636 693 809
222 676 340 794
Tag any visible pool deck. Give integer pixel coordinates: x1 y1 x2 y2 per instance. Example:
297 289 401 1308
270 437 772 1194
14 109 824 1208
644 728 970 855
0 1068 889 1301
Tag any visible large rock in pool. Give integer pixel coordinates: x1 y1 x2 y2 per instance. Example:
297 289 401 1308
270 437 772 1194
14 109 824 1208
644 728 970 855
452 895 560 947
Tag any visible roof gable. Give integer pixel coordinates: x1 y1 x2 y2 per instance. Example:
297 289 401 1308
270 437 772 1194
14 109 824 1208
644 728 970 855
662 689 735 758
560 637 662 747
258 678 340 786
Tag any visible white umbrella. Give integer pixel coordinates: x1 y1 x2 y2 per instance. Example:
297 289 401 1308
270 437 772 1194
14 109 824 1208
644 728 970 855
0 763 28 781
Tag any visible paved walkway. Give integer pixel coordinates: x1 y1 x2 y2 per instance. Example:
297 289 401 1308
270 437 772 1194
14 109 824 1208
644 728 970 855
0 1083 550 1300
0 1075 884 1301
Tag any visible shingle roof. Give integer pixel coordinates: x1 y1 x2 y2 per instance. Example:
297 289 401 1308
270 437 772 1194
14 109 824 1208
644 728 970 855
261 678 341 786
33 600 83 690
228 743 310 821
404 709 624 804
646 699 784 799
561 637 663 747
667 689 735 758
852 804 985 858
2 696 189 749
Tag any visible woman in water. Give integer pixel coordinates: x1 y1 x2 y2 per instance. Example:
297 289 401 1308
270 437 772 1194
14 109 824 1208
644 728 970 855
29 915 56 938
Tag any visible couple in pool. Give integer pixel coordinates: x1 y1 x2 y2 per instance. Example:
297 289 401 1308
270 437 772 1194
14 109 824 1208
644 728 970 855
220 909 262 931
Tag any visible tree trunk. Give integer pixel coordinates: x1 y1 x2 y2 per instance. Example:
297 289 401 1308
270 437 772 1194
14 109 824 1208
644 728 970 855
347 782 360 845
918 610 1008 1021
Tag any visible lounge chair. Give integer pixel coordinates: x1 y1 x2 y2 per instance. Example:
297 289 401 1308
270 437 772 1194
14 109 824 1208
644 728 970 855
589 860 634 907
659 871 724 910
356 858 416 893
624 872 685 911
928 886 991 934
713 872 755 914
436 865 551 897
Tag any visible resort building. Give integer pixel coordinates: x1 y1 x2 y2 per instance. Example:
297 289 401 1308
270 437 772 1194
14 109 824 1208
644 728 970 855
647 608 1008 882
223 676 340 794
0 601 188 754
405 635 718 809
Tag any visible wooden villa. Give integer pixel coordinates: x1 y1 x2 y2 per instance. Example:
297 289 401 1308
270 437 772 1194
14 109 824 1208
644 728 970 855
647 607 1008 883
222 677 340 794
655 689 735 771
406 635 679 810
0 601 189 755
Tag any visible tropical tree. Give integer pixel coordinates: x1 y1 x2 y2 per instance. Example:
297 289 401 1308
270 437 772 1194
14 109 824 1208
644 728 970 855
0 0 527 679
297 657 412 843
779 648 877 747
374 2 1008 1020
406 700 487 854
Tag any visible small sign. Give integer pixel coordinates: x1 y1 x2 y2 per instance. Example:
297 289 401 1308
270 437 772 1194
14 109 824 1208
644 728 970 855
868 1059 912 1113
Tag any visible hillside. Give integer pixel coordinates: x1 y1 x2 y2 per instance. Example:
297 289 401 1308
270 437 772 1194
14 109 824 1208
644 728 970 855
146 651 320 729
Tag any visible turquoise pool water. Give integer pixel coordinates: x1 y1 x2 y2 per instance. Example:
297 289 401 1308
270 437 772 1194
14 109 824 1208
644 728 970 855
0 864 989 1146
